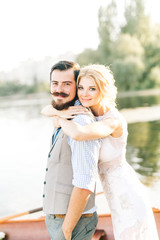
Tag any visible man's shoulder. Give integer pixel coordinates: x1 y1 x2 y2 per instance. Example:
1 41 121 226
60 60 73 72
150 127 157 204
74 99 81 106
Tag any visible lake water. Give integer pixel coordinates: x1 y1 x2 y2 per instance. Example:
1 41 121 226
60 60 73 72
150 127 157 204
0 93 160 217
118 93 160 109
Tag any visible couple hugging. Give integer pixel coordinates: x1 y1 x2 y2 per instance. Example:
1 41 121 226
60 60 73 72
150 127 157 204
42 61 158 240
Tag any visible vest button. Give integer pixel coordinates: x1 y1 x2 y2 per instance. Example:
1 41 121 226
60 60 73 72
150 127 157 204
44 181 46 184
43 194 45 198
46 168 48 171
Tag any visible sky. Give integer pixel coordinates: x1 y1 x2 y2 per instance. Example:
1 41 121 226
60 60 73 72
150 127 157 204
0 0 159 72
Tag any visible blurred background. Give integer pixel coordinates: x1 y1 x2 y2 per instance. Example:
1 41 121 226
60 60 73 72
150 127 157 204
0 0 160 217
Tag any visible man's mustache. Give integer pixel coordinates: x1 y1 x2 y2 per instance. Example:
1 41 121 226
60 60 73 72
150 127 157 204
50 92 69 98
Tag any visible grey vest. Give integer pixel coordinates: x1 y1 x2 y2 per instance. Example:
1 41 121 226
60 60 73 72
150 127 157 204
43 128 95 214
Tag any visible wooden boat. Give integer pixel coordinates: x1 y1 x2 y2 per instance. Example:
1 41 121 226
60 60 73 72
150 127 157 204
0 207 160 240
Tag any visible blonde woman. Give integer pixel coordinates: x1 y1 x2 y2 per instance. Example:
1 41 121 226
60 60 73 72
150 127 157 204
42 64 158 240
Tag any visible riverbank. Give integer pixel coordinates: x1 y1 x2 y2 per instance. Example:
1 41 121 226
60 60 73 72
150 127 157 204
120 105 160 123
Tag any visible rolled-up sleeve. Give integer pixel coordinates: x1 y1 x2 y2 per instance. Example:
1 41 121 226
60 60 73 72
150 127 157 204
68 114 101 192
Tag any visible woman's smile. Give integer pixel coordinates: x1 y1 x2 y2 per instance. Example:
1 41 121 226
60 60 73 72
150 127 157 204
78 77 100 108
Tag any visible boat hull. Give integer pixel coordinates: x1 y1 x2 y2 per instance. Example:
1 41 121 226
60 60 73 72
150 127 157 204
0 218 49 240
0 209 159 240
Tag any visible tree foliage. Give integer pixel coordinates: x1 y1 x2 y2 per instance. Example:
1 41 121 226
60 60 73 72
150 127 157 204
0 80 49 96
76 0 160 91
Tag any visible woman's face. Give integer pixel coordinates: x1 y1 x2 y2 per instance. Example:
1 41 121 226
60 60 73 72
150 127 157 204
77 76 100 108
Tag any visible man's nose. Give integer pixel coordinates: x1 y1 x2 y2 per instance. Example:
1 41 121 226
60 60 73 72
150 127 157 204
56 84 63 92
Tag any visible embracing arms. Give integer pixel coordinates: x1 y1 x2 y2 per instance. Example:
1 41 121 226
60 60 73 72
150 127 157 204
41 105 88 118
41 105 123 141
58 117 123 141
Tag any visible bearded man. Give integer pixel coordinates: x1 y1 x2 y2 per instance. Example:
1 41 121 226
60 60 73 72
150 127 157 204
42 61 100 240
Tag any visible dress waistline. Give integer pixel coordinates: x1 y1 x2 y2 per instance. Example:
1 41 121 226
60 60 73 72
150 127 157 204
98 158 125 174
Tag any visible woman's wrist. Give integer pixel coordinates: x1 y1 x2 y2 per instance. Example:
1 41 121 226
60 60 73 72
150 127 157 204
41 105 59 117
58 117 65 126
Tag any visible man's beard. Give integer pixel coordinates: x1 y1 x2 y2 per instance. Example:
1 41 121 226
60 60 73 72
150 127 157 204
51 92 77 110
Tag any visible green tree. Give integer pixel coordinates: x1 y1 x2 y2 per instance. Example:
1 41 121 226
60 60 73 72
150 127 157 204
97 0 118 64
120 0 160 88
112 34 144 59
110 34 145 90
76 0 118 66
142 24 160 87
76 49 100 66
76 0 160 91
112 56 144 91
121 0 151 45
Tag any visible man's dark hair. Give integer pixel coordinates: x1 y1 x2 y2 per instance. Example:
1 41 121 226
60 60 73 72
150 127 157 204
50 60 80 82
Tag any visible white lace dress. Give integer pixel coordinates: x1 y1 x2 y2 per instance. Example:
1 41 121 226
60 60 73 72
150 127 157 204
97 108 159 240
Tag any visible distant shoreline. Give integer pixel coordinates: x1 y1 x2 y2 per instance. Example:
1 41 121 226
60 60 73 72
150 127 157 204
0 88 160 101
118 88 160 98
0 89 160 124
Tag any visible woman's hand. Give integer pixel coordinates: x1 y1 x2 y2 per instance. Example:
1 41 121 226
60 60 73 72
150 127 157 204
52 116 61 128
41 105 57 117
58 106 89 119
41 105 89 119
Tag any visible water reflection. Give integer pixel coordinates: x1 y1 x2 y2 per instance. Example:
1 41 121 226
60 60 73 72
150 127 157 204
0 104 52 217
118 94 160 109
0 104 45 120
127 120 160 185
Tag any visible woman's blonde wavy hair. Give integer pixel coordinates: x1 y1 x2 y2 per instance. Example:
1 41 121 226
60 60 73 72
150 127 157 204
77 64 117 108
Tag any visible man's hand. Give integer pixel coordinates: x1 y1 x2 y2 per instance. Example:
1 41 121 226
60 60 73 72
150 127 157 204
62 225 72 240
61 187 91 239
